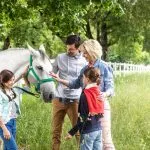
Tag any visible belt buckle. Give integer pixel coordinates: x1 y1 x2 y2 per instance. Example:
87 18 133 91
65 98 74 104
70 99 74 103
59 98 64 103
59 98 74 104
65 98 70 104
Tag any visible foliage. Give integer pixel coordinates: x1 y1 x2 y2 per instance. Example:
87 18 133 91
108 40 144 63
0 0 150 63
140 51 150 65
143 28 150 53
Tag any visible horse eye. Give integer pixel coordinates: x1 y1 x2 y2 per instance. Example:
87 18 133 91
36 66 43 70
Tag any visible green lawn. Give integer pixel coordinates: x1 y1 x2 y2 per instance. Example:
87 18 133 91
17 73 150 150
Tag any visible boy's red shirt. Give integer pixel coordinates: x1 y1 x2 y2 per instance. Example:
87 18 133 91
84 86 104 115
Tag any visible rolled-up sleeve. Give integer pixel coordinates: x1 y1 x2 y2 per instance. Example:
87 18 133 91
103 66 114 97
52 56 59 74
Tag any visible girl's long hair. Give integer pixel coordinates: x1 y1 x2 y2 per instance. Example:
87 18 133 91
0 69 16 101
0 69 14 87
83 67 101 85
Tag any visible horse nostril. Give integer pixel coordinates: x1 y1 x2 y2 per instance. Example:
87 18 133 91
49 94 53 100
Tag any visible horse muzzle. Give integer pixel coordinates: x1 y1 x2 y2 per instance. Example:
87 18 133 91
41 91 55 103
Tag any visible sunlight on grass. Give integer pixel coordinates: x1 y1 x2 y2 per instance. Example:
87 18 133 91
17 73 150 150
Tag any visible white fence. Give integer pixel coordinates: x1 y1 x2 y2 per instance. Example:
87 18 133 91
106 62 150 76
51 59 150 76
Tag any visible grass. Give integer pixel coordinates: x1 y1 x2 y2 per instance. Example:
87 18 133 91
16 73 150 150
111 73 150 150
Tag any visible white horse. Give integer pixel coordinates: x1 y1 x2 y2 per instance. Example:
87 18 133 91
0 45 56 102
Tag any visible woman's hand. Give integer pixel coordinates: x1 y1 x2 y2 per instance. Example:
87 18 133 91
3 128 11 140
100 92 107 101
64 133 72 140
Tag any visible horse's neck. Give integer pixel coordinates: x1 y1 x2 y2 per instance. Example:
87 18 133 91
0 49 31 78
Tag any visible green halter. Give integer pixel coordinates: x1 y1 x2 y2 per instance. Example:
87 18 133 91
26 55 54 92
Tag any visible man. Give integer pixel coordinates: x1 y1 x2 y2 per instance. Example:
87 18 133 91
52 35 87 150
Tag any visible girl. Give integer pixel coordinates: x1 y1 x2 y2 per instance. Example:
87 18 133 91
65 67 104 150
0 69 28 150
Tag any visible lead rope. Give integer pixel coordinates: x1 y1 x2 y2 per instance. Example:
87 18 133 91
14 86 40 98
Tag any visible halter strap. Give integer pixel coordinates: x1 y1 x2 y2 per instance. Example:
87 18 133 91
26 55 54 92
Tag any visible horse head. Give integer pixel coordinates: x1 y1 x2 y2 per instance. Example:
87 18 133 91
26 44 56 102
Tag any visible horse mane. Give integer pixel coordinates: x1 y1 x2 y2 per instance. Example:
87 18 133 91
0 48 27 55
7 48 26 51
1 48 48 61
8 48 46 60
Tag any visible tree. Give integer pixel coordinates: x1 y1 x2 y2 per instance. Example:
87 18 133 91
0 0 150 63
28 0 124 59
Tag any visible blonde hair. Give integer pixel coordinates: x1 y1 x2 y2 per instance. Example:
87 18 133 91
79 39 103 60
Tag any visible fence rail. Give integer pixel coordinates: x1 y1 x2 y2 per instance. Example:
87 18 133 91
51 59 150 76
106 62 150 76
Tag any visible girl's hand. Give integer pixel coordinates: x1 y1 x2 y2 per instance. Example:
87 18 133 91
65 133 72 140
22 65 29 78
15 66 29 83
3 129 11 140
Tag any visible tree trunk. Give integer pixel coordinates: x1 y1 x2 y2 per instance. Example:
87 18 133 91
3 37 10 50
85 19 94 39
100 22 108 60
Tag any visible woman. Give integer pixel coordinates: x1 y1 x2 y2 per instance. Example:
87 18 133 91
0 69 28 150
51 39 115 150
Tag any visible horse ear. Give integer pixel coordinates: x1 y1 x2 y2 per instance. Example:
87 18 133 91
27 43 40 57
27 43 35 52
39 44 46 53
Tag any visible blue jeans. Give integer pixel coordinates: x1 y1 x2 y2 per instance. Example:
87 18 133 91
80 130 102 150
0 119 18 150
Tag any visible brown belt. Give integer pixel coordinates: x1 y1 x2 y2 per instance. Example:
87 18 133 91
58 97 76 104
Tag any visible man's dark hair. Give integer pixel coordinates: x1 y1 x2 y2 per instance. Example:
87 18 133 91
66 35 81 48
